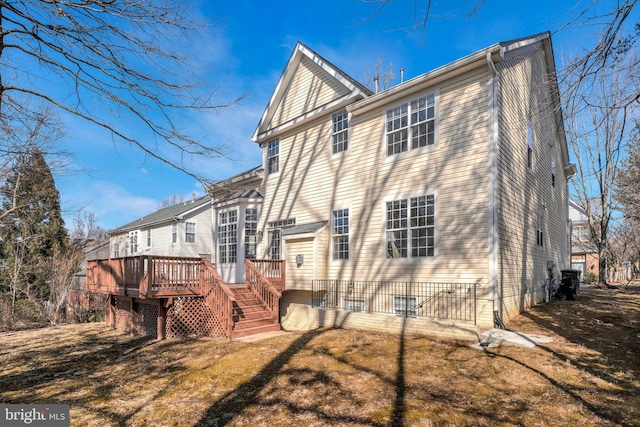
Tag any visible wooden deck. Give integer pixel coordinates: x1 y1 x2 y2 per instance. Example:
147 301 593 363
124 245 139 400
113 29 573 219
86 256 285 339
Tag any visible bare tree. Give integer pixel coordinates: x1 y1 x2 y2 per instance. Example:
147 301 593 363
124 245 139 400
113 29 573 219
70 211 108 241
564 49 638 285
0 1 238 182
159 193 187 209
44 245 83 325
362 57 397 92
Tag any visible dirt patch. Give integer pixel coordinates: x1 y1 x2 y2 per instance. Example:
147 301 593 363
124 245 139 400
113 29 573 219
0 284 638 426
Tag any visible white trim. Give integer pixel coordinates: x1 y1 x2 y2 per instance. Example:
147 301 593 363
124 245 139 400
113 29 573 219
382 89 439 164
381 189 438 263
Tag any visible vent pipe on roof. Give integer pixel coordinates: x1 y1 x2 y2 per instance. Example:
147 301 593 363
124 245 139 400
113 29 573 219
191 192 195 203
374 76 379 93
400 68 404 83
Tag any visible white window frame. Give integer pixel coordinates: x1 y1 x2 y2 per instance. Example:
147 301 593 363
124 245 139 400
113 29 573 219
244 208 258 259
172 223 177 244
527 119 534 171
218 210 238 264
393 295 418 318
267 229 281 260
266 138 279 175
344 297 365 312
385 92 436 158
113 242 120 258
331 110 349 155
332 208 349 260
185 221 196 244
128 231 139 254
385 194 435 260
146 229 151 247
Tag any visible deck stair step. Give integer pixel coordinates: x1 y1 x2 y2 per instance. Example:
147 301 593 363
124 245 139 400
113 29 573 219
228 286 279 339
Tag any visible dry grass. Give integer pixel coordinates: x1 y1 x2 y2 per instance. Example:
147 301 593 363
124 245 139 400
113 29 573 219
1 284 638 426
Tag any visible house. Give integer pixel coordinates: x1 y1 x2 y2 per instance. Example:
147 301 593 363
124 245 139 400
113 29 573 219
68 239 110 322
569 199 599 278
251 32 573 337
86 32 573 341
109 195 214 260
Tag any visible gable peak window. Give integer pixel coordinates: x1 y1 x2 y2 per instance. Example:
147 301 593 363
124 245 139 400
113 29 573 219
386 93 435 156
332 110 349 154
267 139 279 174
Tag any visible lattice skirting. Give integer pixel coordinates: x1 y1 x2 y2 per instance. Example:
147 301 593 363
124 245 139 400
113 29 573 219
166 296 226 339
114 297 133 334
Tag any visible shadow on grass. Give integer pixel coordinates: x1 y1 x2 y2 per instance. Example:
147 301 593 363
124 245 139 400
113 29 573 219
195 326 408 427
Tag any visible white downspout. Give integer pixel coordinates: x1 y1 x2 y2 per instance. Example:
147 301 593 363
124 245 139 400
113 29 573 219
487 52 502 328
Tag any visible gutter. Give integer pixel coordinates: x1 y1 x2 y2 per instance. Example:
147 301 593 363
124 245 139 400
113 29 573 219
486 51 502 328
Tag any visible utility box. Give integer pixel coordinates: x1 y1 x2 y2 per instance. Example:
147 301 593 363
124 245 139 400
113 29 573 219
560 269 581 298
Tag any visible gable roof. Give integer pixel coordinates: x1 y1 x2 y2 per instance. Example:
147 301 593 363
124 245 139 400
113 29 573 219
110 195 212 234
252 42 372 143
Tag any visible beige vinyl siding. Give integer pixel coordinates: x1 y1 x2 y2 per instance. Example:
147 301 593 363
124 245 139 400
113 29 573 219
260 65 491 288
285 237 315 290
496 45 570 322
269 57 350 129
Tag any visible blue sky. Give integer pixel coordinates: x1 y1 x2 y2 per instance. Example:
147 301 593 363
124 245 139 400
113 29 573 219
52 0 636 231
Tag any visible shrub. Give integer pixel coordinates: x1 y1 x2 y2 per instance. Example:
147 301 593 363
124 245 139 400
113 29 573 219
583 272 598 283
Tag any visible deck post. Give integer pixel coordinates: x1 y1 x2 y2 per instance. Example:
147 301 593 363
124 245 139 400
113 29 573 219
106 295 116 328
157 302 166 340
130 297 137 335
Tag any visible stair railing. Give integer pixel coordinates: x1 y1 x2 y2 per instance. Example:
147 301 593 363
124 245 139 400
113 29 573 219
245 259 281 318
201 259 237 338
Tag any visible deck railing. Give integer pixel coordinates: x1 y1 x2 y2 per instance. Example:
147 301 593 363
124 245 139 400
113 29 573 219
245 259 282 318
87 256 204 298
201 259 236 338
312 280 479 323
249 259 286 290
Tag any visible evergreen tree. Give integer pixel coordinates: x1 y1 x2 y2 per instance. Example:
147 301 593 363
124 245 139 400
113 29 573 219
0 146 67 301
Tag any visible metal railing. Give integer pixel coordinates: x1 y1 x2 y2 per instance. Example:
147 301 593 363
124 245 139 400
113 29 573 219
312 280 479 323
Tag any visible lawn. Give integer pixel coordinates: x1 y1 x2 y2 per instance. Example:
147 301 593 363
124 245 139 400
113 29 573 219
1 284 638 426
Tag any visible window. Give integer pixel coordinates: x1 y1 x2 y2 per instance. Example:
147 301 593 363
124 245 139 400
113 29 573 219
185 222 196 243
218 210 238 263
128 231 138 254
344 298 364 312
385 93 435 156
267 139 279 174
172 223 177 244
113 242 120 258
527 120 534 170
268 229 281 260
332 110 349 154
146 229 151 247
536 211 544 247
332 209 349 260
268 218 296 228
386 195 435 258
245 208 258 259
551 158 556 187
393 296 417 317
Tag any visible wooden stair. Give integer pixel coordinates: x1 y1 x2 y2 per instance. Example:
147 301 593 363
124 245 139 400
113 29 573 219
230 287 280 338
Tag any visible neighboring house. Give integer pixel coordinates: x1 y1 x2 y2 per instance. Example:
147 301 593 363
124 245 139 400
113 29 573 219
569 199 599 278
252 32 574 335
68 239 110 322
109 195 214 260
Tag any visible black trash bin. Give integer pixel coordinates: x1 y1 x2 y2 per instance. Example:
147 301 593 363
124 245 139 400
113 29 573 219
560 269 581 299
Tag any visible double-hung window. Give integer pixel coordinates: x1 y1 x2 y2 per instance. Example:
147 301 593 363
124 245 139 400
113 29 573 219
185 222 196 243
172 223 177 244
332 208 349 260
267 139 279 174
146 229 152 247
245 208 258 259
128 231 138 254
332 110 349 154
386 195 435 258
386 93 435 156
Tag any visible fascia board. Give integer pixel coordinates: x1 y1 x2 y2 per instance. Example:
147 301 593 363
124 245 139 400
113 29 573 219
254 91 364 143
